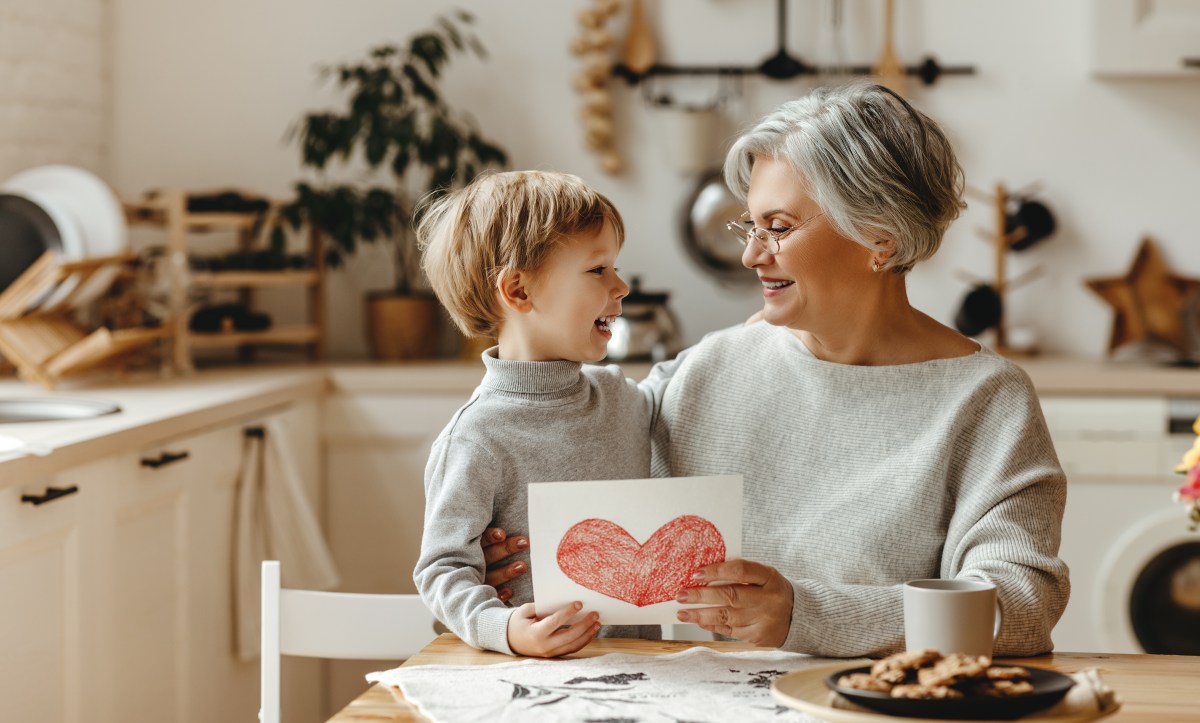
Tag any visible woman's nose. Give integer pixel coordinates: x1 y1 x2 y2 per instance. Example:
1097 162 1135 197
742 238 770 269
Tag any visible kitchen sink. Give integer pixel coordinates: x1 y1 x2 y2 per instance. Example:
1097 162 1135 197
0 397 121 423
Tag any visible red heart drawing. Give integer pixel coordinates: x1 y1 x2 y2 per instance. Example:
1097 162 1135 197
556 515 726 607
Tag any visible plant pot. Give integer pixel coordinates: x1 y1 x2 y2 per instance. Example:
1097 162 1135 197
365 292 440 360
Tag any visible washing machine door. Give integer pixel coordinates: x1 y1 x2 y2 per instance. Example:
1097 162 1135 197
1098 507 1200 654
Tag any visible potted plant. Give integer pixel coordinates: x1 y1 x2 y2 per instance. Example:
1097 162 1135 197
273 10 508 358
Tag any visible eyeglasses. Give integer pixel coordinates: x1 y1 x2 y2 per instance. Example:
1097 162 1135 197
725 211 824 255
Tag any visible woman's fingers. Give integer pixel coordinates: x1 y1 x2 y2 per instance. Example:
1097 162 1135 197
674 559 794 647
482 530 529 566
484 560 527 588
692 559 773 586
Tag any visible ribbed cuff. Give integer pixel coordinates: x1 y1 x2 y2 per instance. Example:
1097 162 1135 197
780 579 809 653
476 606 517 655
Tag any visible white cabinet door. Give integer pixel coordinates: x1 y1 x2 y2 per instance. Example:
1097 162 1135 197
0 457 115 723
125 400 322 723
108 442 193 723
324 393 468 594
322 391 468 715
1091 0 1200 76
179 401 323 723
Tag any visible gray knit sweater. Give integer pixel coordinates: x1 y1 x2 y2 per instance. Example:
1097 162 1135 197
414 350 662 654
649 322 1070 658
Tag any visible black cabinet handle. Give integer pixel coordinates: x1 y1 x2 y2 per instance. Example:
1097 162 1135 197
140 450 191 469
21 485 79 506
1184 57 1200 69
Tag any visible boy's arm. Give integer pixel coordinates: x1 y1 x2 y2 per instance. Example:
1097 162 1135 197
414 435 517 654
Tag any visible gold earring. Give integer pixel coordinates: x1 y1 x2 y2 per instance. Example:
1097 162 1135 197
871 259 882 272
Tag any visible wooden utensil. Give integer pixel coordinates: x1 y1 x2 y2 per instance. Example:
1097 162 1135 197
621 0 656 75
873 0 907 95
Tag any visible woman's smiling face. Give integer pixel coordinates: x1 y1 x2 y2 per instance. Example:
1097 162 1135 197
742 156 875 331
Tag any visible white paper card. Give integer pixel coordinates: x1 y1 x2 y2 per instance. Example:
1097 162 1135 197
527 475 742 625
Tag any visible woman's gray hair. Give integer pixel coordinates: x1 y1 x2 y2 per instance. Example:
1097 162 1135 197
723 82 965 273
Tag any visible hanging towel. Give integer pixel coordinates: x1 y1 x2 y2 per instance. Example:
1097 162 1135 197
234 417 340 661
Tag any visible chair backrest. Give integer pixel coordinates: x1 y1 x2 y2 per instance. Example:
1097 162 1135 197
260 560 440 723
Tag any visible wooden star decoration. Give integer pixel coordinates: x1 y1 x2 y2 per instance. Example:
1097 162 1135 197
1085 237 1200 355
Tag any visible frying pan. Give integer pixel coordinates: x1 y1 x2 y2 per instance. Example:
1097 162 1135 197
680 170 756 285
0 193 64 295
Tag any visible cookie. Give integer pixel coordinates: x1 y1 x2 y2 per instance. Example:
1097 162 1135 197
870 648 942 684
837 672 893 693
916 653 990 687
986 666 1031 681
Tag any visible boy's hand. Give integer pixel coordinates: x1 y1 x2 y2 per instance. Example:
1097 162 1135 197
482 527 529 602
507 602 600 658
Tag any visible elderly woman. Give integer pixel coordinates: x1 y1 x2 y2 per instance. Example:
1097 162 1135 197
485 82 1069 658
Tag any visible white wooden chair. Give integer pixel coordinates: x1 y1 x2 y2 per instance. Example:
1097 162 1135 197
259 560 440 723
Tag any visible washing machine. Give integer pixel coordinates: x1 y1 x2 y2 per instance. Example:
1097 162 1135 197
1043 395 1200 654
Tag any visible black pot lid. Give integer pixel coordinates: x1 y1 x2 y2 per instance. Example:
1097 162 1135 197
0 193 62 294
681 170 756 285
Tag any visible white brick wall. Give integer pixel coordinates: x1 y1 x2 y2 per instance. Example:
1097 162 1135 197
0 0 108 181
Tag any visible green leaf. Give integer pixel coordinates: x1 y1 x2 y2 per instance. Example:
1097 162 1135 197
402 64 439 104
411 34 448 79
364 120 388 167
390 146 411 178
436 16 464 51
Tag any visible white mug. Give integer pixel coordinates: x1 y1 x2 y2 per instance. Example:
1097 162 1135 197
903 579 1001 658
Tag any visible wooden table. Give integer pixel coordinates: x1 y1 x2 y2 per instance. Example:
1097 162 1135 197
328 634 1200 722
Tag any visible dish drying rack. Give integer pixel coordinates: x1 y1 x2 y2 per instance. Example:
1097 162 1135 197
0 251 167 388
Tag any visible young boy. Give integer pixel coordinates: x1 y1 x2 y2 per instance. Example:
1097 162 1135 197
413 170 661 657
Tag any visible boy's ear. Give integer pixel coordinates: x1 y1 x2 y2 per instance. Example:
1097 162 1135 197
496 270 533 313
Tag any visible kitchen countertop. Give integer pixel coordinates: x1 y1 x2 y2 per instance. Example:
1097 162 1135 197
0 366 327 487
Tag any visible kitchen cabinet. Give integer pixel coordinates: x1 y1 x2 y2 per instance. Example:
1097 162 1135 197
322 388 469 710
0 457 111 723
0 398 323 723
1090 0 1200 76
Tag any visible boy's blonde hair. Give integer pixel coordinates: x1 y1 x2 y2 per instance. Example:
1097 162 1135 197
418 170 625 338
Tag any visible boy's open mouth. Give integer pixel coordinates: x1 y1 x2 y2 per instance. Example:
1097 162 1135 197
595 315 617 333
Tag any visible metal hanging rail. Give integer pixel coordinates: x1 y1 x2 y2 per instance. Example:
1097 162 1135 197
613 0 975 86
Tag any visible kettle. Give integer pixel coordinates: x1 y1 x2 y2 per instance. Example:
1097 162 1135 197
606 277 682 362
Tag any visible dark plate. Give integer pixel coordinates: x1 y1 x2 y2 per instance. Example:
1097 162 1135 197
825 665 1075 720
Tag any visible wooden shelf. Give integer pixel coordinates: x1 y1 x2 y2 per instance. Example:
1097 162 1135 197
189 270 319 288
188 325 320 348
125 201 268 232
124 190 326 372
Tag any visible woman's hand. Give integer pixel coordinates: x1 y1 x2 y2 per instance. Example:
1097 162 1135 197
481 527 529 602
674 559 795 648
507 602 600 658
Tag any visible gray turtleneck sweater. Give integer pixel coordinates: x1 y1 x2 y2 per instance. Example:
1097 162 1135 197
414 350 662 654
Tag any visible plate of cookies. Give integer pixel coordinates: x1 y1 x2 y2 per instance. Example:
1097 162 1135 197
773 649 1078 722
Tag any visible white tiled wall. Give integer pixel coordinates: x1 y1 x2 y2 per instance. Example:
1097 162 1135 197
0 0 108 180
